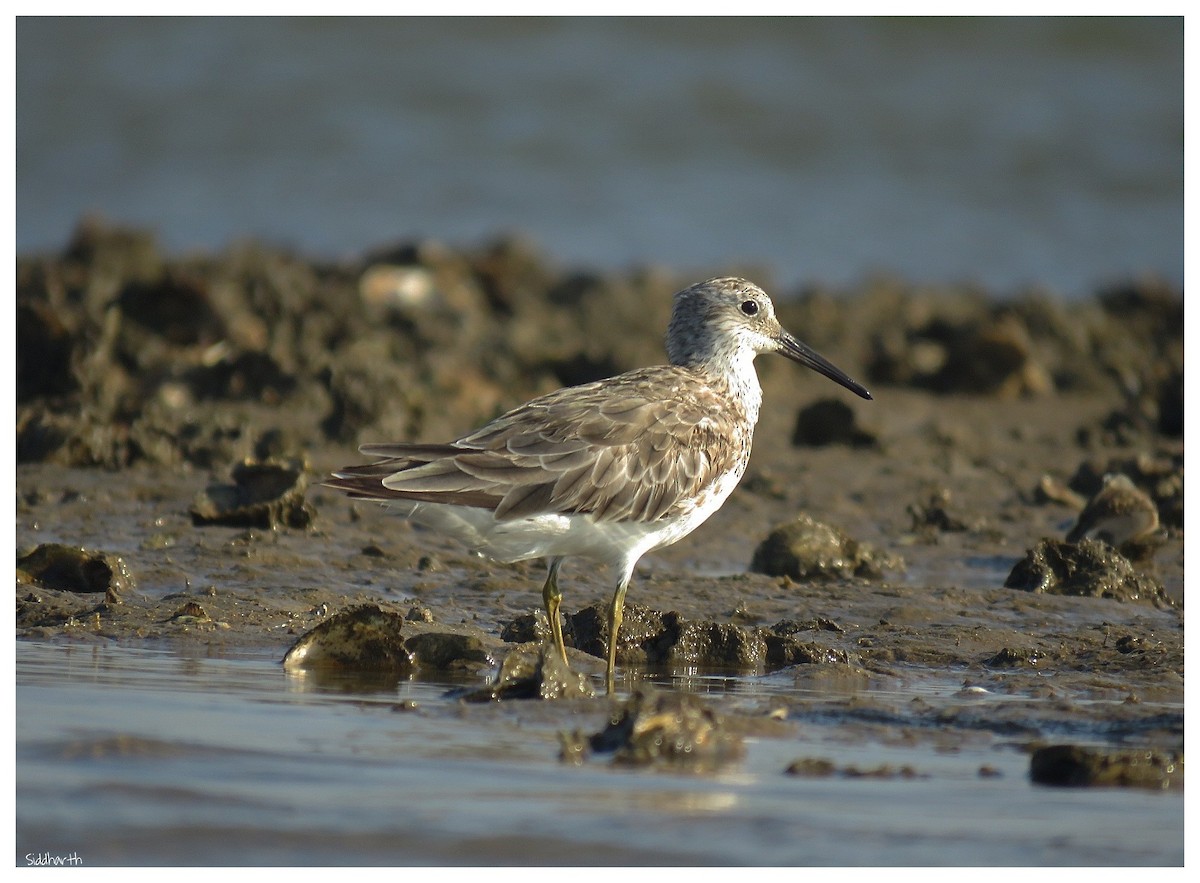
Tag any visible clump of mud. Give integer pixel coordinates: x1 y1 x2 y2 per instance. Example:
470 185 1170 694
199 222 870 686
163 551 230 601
791 398 877 447
17 543 134 599
463 642 594 702
563 687 745 772
1029 744 1182 790
1004 538 1168 605
283 603 500 680
191 457 314 529
750 513 899 580
502 601 853 674
283 604 413 672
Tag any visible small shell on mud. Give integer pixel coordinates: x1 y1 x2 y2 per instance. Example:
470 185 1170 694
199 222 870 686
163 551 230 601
169 600 212 623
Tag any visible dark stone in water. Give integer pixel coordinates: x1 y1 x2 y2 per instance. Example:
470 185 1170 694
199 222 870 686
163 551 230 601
1030 744 1181 790
284 605 498 681
461 642 593 702
569 602 666 665
580 687 744 772
282 604 412 672
404 632 491 671
665 618 767 668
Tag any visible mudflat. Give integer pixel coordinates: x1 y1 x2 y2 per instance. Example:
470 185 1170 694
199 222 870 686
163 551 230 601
14 221 1183 863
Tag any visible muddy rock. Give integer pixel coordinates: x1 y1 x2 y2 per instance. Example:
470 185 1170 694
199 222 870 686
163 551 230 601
282 604 411 672
1003 538 1168 605
404 632 492 672
791 398 877 447
280 605 501 684
763 632 853 667
751 513 897 580
463 642 594 702
666 619 767 668
907 488 978 537
17 543 134 600
934 314 1054 398
577 602 667 665
785 757 926 779
191 457 314 529
580 688 745 772
505 603 854 673
1029 744 1182 790
867 305 1052 397
16 300 77 402
568 604 772 669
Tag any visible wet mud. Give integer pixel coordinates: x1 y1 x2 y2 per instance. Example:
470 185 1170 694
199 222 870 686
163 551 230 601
16 219 1184 788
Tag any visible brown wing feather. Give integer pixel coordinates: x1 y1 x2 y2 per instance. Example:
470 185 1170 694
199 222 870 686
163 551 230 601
326 366 750 524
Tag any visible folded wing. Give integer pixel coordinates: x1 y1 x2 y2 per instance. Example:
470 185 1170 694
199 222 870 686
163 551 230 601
324 367 747 524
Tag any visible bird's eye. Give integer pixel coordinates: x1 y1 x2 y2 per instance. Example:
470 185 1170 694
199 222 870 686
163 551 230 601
740 299 759 316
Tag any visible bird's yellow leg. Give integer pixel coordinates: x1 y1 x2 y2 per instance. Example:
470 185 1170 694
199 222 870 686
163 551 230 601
542 557 568 665
606 577 630 695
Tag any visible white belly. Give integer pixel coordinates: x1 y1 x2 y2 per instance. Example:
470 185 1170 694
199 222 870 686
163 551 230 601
387 460 745 572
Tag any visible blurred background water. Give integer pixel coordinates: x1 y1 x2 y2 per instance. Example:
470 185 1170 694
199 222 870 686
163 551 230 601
16 16 1182 297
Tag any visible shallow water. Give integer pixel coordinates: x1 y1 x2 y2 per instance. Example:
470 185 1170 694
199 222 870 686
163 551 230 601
15 17 1181 296
15 640 1183 866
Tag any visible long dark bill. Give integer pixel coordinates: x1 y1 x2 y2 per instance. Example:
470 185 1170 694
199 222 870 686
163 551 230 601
778 329 873 400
